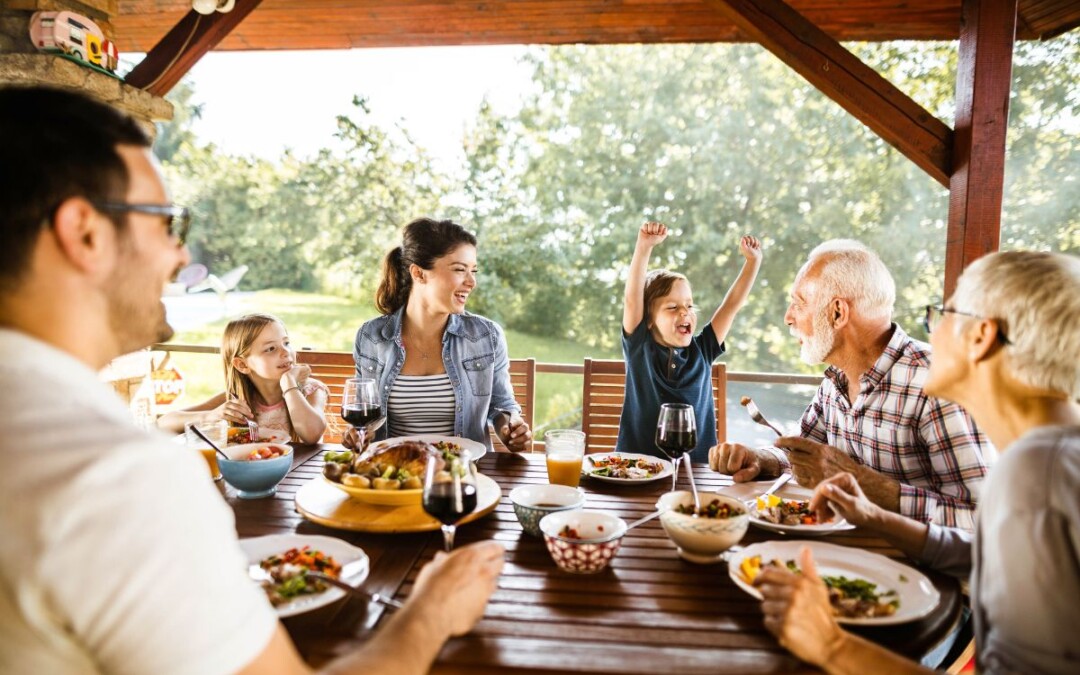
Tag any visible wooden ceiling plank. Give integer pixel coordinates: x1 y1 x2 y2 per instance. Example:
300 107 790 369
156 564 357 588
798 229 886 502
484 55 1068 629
703 0 953 186
124 0 266 96
944 0 1018 297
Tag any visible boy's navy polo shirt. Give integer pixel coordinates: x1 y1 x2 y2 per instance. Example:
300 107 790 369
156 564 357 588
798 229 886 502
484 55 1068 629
615 320 726 463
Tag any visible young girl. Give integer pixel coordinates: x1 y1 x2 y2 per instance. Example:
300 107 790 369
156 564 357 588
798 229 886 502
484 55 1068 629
157 314 329 444
619 222 762 462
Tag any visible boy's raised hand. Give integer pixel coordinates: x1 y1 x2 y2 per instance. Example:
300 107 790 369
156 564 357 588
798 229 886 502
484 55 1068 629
739 235 763 262
638 221 669 248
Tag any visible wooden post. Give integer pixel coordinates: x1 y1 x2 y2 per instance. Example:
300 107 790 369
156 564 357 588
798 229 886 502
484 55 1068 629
944 0 1018 297
125 0 264 96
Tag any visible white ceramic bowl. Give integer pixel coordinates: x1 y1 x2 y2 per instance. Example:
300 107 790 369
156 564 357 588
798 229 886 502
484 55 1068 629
656 491 749 564
538 510 627 574
509 484 586 537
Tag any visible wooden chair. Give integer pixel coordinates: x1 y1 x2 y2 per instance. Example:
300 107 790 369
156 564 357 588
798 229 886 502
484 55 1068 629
297 350 536 445
296 349 356 443
489 357 536 449
581 358 727 453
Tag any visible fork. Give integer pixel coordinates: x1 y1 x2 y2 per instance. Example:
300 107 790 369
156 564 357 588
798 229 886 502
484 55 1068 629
739 396 784 437
307 571 405 609
247 418 260 443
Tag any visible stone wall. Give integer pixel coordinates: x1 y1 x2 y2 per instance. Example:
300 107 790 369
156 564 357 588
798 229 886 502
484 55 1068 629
0 2 172 134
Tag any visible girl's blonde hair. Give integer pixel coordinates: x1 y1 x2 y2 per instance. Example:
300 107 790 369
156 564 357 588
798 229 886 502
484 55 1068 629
222 313 283 409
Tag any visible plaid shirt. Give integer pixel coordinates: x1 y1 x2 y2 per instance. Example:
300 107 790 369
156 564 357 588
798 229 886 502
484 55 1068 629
771 325 993 531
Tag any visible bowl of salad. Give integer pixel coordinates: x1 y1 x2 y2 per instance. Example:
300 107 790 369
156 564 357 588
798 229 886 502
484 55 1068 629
218 443 293 499
656 491 748 564
538 510 627 574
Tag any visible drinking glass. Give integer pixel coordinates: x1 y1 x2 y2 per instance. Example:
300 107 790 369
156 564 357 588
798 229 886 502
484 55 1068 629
544 429 586 487
185 419 227 480
655 403 697 492
422 449 478 552
341 378 383 451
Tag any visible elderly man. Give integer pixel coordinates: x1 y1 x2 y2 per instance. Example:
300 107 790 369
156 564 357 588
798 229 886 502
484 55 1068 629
0 86 503 674
710 240 992 530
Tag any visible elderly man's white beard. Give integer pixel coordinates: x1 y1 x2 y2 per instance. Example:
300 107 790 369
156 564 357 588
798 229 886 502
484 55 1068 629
792 308 836 365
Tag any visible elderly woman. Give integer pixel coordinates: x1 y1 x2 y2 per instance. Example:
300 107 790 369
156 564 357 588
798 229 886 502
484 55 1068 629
344 218 531 452
757 251 1080 674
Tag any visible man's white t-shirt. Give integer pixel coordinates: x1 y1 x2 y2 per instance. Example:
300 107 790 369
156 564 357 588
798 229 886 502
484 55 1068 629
0 330 278 674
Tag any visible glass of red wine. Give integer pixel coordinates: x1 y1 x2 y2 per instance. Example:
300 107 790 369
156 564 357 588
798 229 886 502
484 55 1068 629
655 403 697 494
341 378 383 451
422 449 478 552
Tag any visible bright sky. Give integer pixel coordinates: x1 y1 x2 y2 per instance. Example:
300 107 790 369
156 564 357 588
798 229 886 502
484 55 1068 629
173 46 534 167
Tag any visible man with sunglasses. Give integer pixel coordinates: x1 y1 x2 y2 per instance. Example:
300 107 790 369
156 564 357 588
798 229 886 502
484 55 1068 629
0 86 503 674
710 240 993 532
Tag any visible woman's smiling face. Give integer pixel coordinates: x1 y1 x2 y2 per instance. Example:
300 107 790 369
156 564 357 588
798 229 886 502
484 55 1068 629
414 243 478 315
649 279 697 348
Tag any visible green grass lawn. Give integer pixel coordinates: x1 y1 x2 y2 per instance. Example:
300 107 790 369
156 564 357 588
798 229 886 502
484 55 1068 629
163 289 619 432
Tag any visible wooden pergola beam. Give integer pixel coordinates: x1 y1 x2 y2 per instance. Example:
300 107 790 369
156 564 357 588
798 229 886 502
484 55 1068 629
125 0 265 97
944 0 1018 297
704 0 954 187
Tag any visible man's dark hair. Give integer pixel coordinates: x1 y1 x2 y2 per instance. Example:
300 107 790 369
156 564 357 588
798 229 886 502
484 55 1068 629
0 86 150 288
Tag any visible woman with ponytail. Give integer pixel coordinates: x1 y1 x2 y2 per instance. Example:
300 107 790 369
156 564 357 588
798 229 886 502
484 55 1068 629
345 218 531 452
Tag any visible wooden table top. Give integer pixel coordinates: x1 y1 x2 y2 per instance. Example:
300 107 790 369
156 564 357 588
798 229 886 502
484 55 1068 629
223 445 961 674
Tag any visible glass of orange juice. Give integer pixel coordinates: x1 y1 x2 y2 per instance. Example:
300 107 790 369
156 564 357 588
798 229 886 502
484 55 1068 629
185 419 227 480
544 429 586 487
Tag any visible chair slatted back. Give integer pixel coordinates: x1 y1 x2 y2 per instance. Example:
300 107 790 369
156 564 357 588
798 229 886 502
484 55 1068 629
581 358 727 453
298 351 536 445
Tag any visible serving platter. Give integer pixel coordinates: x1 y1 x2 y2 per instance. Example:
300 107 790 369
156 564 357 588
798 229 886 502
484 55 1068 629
295 473 501 533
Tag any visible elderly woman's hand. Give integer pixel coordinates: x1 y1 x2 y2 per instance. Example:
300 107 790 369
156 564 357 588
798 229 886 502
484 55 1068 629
756 547 847 667
341 425 374 452
495 412 532 453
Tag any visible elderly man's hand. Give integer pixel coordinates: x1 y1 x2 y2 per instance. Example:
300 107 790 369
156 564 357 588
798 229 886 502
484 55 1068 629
756 547 846 667
809 472 882 528
775 436 859 488
708 442 775 482
412 541 505 637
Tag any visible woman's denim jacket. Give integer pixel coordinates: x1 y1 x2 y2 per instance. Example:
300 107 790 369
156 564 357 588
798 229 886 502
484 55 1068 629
352 308 521 450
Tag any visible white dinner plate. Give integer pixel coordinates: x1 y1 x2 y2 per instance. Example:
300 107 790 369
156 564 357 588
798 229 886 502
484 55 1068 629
367 434 487 463
581 452 674 484
719 481 855 536
728 540 940 626
238 534 369 618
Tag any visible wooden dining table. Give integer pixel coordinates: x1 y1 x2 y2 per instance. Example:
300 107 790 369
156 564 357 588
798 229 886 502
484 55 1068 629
224 444 963 674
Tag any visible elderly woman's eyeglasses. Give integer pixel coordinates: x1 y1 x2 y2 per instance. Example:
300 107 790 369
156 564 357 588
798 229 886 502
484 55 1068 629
93 202 191 246
923 305 1011 344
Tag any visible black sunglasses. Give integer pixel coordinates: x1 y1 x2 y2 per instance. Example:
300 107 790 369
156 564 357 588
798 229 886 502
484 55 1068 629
93 202 191 246
923 305 1011 345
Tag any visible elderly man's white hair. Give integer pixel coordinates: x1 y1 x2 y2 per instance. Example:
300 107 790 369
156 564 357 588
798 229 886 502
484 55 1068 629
803 239 896 320
952 250 1080 400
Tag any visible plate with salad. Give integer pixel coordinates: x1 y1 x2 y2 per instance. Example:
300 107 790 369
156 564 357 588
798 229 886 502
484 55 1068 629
239 534 370 618
582 452 674 484
728 540 940 625
720 481 855 535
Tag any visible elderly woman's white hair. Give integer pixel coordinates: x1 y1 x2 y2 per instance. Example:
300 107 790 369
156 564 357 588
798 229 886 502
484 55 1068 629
952 250 1080 400
803 239 896 320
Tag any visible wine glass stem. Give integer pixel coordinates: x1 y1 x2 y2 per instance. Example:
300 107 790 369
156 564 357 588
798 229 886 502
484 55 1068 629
441 524 456 552
671 456 680 492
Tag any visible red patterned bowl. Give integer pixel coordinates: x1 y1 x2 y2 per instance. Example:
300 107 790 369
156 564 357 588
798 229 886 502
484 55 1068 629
538 510 627 574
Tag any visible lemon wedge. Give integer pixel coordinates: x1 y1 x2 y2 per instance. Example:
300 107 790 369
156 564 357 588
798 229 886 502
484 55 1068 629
755 493 782 510
740 555 762 583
